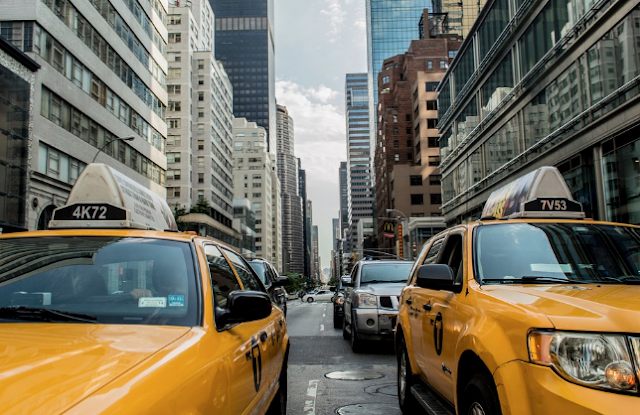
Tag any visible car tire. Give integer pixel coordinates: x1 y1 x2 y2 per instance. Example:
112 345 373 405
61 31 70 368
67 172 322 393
459 371 502 415
266 361 288 415
397 336 420 414
307 297 314 303
350 314 362 353
342 316 349 340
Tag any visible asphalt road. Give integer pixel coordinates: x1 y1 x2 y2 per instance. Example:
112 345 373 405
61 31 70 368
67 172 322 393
285 299 407 415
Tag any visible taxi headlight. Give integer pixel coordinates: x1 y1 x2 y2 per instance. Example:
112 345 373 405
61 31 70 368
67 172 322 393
528 330 638 392
355 293 377 308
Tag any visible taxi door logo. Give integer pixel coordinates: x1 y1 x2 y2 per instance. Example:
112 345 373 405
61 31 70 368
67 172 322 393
250 337 262 391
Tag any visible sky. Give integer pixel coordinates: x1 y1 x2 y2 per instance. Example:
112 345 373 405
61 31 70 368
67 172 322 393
274 0 367 273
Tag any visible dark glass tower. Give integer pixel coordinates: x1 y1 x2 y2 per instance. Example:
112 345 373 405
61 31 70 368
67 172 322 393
210 0 276 154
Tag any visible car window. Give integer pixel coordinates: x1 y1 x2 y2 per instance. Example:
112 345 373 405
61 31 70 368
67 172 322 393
0 236 198 326
248 261 267 284
204 244 241 308
360 263 413 283
439 233 464 284
221 248 264 292
424 237 444 264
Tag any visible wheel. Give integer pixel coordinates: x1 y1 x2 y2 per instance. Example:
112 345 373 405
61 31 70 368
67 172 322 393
266 361 288 415
307 297 314 303
460 372 502 415
342 316 349 339
397 336 420 413
350 313 362 353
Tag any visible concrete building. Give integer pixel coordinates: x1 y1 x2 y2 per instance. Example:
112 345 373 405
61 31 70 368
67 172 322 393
375 32 461 258
2 0 169 231
232 117 282 270
276 104 304 274
210 0 276 155
437 0 640 227
0 37 39 233
166 0 238 248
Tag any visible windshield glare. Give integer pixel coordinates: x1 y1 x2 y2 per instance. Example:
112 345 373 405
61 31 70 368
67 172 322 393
475 223 640 283
0 236 198 326
361 263 413 283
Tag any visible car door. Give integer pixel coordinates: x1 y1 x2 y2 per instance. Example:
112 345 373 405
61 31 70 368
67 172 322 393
220 247 284 411
409 235 446 375
421 230 467 403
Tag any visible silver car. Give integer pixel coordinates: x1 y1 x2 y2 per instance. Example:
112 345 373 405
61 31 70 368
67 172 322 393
342 259 413 352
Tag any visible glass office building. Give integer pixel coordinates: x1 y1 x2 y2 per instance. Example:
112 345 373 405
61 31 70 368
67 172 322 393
211 0 276 155
437 0 640 226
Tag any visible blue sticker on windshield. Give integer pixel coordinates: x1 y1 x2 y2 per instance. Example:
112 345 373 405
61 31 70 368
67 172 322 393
168 295 185 307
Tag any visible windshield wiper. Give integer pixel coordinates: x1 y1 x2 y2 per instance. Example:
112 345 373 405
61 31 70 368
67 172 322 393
482 276 587 285
600 275 640 285
0 306 98 323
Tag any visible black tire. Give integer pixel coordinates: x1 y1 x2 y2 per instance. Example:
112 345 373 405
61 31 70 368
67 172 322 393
397 336 420 414
459 372 502 415
333 313 341 329
306 297 314 303
350 314 362 353
342 316 349 339
266 361 288 415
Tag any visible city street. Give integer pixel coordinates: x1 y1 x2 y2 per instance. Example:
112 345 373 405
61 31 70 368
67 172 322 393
285 299 407 415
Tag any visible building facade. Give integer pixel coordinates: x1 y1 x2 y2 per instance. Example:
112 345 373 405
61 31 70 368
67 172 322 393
2 0 169 231
276 104 304 274
232 117 281 268
210 0 276 154
166 0 238 248
0 37 39 233
437 0 640 227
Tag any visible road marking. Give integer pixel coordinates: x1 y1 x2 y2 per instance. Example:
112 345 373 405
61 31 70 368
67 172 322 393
323 313 326 318
320 324 324 331
303 380 319 414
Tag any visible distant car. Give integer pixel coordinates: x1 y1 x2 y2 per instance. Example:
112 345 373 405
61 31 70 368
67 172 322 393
247 258 289 317
332 276 350 328
285 291 299 301
302 289 333 303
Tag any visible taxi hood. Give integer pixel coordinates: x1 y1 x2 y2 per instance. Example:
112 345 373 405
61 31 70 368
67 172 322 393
0 323 191 415
483 284 640 332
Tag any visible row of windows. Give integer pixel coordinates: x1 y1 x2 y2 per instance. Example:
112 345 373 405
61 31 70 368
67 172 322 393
32 26 164 152
37 143 85 185
40 87 164 186
215 17 269 31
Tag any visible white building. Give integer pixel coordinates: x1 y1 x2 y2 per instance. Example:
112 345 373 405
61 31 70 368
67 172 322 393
166 0 239 248
2 0 169 230
232 118 282 271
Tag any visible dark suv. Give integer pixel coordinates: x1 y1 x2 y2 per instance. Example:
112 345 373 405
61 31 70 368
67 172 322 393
247 258 289 316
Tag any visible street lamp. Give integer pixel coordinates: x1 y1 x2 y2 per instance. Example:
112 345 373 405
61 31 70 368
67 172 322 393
385 208 410 260
91 135 135 163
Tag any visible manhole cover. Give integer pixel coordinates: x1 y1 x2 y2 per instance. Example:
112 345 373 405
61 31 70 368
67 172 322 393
364 383 397 396
325 370 384 380
336 403 402 414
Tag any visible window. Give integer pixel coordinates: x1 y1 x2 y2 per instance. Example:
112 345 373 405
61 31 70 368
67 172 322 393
393 140 399 148
382 75 390 84
411 194 424 205
392 114 398 123
394 154 400 162
428 156 440 166
429 175 441 185
426 100 437 111
428 61 433 69
221 248 263 292
440 61 447 68
168 33 181 43
431 193 442 204
410 175 422 186
426 82 439 92
427 119 438 129
198 173 204 183
204 245 239 307
428 137 439 147
198 140 204 150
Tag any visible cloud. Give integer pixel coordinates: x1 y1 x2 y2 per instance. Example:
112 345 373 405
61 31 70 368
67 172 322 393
321 0 347 42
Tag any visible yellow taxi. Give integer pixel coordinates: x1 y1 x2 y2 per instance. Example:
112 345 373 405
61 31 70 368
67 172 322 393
395 166 640 415
0 164 289 415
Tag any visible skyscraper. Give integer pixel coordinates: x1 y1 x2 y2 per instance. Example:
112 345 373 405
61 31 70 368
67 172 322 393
345 73 374 259
210 0 276 154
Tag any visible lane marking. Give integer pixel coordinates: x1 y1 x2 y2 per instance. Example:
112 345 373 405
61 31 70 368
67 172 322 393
323 313 326 318
320 324 325 331
303 380 319 414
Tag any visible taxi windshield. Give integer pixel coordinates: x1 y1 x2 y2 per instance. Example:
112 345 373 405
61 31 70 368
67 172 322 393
475 223 640 284
0 236 198 326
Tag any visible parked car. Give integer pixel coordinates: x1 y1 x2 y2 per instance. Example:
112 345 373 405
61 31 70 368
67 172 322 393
285 291 299 301
332 276 350 328
302 289 334 303
247 258 289 316
0 163 289 415
343 259 413 352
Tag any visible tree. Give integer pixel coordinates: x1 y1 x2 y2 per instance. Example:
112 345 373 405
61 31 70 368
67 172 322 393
191 197 211 214
174 204 188 232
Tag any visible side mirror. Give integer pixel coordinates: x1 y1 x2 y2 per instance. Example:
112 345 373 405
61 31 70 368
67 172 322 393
217 291 272 326
272 276 290 287
415 264 457 291
341 276 352 287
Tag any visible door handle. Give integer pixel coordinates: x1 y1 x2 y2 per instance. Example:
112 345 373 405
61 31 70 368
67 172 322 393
260 332 268 342
405 298 412 305
423 303 431 311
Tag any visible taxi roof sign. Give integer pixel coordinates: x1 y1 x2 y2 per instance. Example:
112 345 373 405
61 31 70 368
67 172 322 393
481 166 585 220
49 163 178 231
